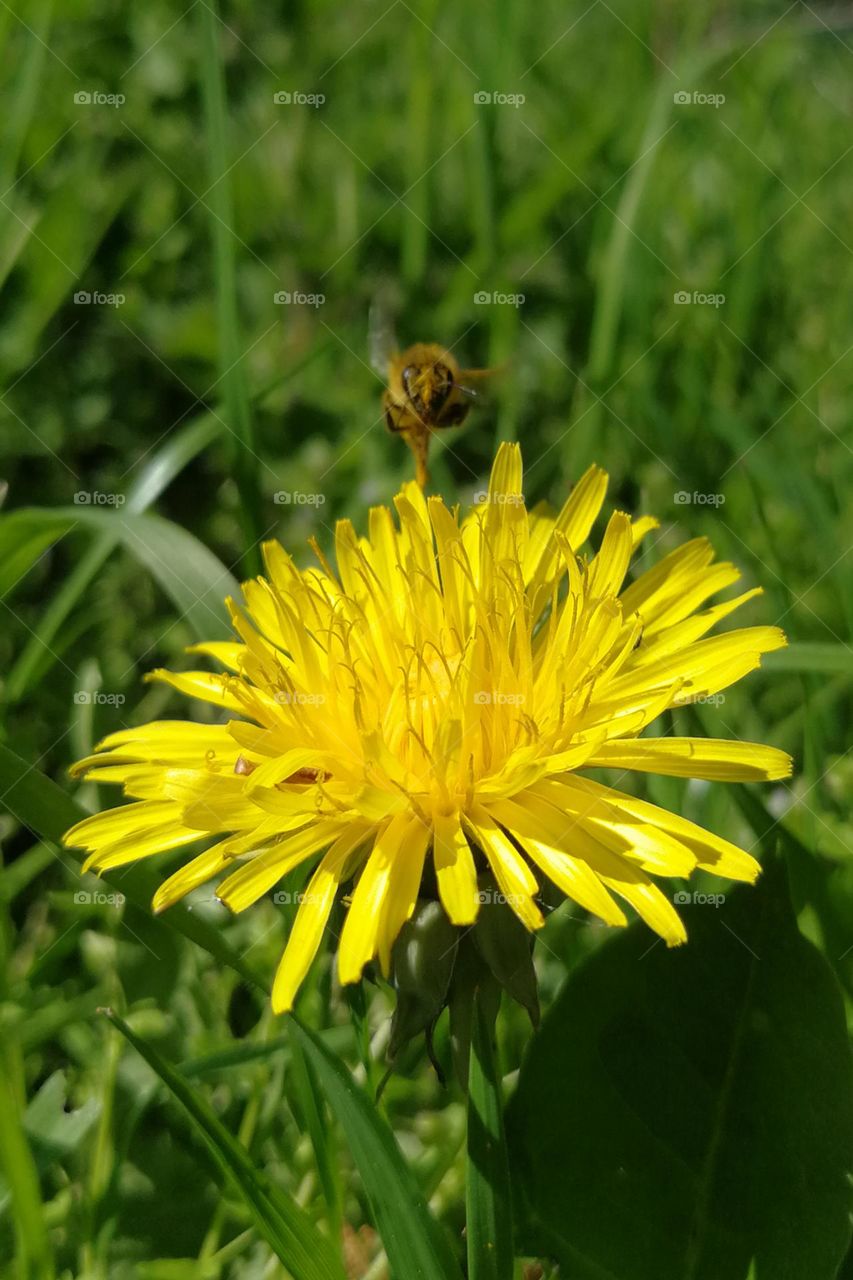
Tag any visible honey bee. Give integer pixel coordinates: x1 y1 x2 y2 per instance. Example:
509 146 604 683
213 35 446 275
370 306 495 488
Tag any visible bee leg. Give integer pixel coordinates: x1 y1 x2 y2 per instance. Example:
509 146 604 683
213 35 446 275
406 427 430 490
383 393 407 434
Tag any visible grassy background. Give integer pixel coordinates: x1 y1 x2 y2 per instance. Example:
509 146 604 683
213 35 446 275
2 1 852 1276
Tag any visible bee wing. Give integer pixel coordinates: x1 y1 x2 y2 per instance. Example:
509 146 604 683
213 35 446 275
369 298 399 377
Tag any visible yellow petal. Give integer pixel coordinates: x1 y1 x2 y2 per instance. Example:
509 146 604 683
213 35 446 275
542 776 761 883
144 669 245 713
463 804 543 931
185 641 245 672
65 800 180 855
487 796 627 927
376 814 432 975
337 813 414 985
585 737 792 781
433 811 479 925
216 819 347 913
152 840 235 912
271 824 373 1012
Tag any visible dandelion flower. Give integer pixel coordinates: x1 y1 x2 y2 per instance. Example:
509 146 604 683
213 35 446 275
65 445 791 1012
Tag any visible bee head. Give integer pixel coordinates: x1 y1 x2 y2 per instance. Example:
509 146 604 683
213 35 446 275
402 361 453 416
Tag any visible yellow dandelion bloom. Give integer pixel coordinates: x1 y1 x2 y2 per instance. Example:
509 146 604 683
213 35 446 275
64 445 791 1012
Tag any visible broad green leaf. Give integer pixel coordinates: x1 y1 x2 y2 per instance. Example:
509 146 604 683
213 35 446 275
103 1010 345 1280
0 507 237 638
466 992 513 1280
0 743 264 993
507 857 853 1280
290 1017 464 1280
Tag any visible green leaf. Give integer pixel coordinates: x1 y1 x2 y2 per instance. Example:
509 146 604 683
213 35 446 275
764 643 853 674
0 1069 100 1214
0 743 264 994
507 857 853 1280
290 1016 464 1280
103 1010 345 1280
198 0 262 577
466 991 513 1280
286 1022 341 1236
3 413 221 703
0 507 238 638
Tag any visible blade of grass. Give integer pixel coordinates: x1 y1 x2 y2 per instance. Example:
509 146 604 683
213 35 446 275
0 1051 54 1280
286 1022 342 1238
102 1010 346 1280
198 0 262 577
466 991 513 1280
763 643 853 675
0 855 54 1279
290 1016 464 1280
0 507 238 639
4 343 331 703
0 0 53 192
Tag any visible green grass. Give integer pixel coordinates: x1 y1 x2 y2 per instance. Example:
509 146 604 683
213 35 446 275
1 1 852 1276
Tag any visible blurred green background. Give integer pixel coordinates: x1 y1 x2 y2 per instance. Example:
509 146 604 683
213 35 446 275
2 0 852 1276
